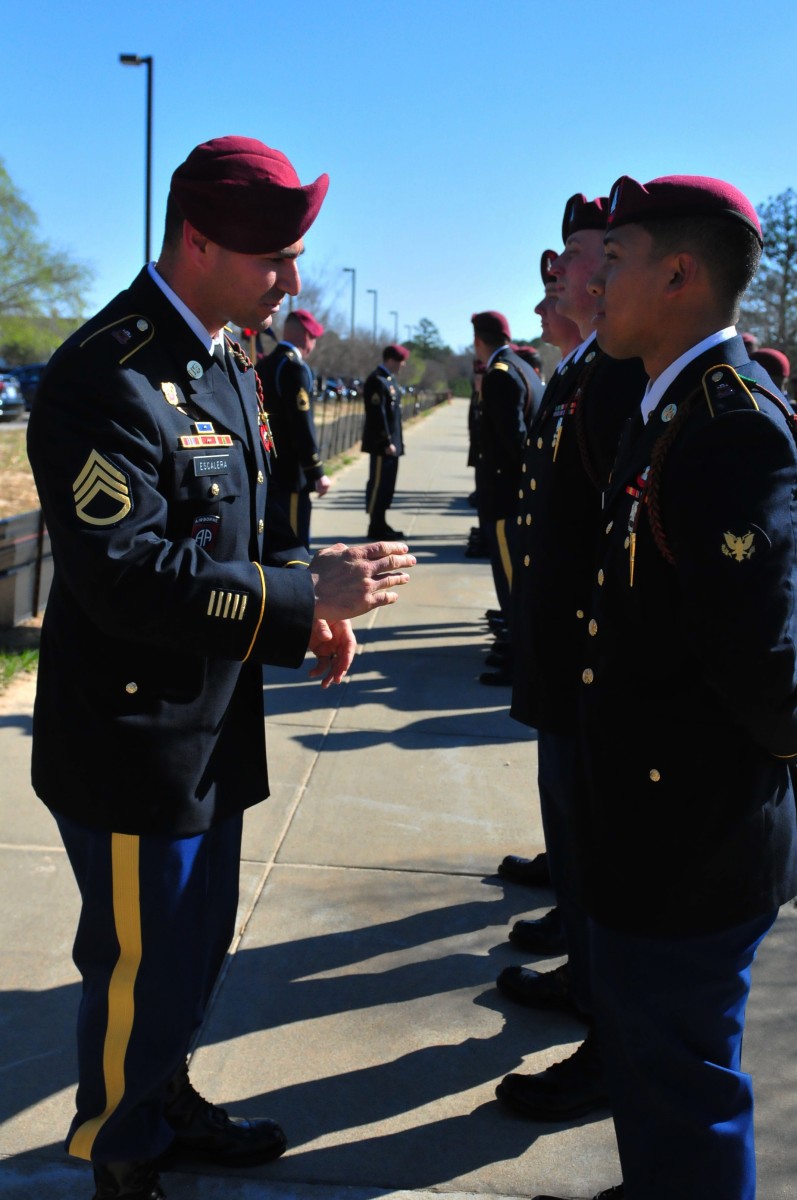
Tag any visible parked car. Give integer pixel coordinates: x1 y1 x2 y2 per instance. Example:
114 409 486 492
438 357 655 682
11 363 47 410
0 372 25 421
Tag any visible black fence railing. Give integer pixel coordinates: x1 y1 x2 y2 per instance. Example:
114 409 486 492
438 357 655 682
316 388 448 462
0 509 52 628
0 390 450 629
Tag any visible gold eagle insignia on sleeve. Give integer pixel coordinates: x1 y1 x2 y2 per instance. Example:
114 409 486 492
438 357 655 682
73 450 132 526
721 530 755 562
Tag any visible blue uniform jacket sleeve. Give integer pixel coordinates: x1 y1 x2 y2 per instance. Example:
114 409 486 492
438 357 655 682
665 404 797 756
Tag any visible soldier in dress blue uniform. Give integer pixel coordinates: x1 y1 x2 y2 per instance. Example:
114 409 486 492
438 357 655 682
494 199 647 1133
471 310 544 686
362 343 410 538
26 136 416 1200
547 175 797 1200
256 307 330 546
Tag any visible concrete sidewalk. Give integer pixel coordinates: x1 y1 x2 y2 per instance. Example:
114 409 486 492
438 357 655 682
1 397 795 1200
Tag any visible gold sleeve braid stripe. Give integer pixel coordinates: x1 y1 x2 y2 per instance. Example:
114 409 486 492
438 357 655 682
68 834 142 1160
207 589 249 621
241 562 266 663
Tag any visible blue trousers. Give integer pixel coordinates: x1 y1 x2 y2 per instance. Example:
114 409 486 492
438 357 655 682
590 908 777 1200
537 731 592 1014
56 811 243 1163
366 453 399 526
268 485 313 548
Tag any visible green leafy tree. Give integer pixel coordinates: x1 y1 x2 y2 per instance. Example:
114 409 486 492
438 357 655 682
740 188 797 366
0 158 92 363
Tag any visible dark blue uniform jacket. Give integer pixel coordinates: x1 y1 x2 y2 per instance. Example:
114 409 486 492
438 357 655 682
511 346 647 733
256 342 325 492
475 346 544 522
361 364 404 455
27 268 316 837
577 337 797 935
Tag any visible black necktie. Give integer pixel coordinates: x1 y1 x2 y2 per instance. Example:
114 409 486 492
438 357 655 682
212 342 229 376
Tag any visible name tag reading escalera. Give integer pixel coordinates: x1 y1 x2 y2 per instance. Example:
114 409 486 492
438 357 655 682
193 455 230 477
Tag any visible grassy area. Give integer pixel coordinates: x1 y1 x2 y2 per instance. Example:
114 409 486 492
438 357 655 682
0 648 38 690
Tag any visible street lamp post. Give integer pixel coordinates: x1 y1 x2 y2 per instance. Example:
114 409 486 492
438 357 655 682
367 289 378 343
119 53 153 264
342 267 356 340
389 310 398 340
404 324 413 342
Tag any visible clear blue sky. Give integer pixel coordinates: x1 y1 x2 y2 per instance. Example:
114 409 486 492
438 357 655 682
5 0 796 352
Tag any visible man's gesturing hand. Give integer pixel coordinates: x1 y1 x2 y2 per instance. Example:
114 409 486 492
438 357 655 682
310 541 416 624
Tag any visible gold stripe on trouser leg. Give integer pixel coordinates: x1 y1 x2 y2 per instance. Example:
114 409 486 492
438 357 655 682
69 834 143 1160
289 492 299 537
496 518 513 588
367 458 383 517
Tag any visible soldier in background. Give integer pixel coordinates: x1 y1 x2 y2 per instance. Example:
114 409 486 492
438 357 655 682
362 344 410 538
256 308 330 546
471 310 543 686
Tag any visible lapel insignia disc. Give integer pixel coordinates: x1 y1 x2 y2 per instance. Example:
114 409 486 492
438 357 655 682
73 450 132 527
661 403 678 423
722 530 755 561
187 360 204 379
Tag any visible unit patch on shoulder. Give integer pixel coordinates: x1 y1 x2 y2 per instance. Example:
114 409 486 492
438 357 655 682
73 450 132 527
297 387 310 411
722 530 755 562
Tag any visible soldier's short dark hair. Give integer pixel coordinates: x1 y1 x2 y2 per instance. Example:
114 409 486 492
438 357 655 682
163 192 185 248
640 216 762 317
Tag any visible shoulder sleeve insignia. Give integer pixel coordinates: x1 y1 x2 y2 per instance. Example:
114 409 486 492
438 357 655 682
722 530 755 561
297 387 310 411
73 450 133 527
701 364 758 418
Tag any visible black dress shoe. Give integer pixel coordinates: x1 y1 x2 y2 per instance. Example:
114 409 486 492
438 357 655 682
496 961 581 1014
480 666 513 686
495 1029 609 1121
368 522 404 539
498 852 552 886
164 1065 287 1167
509 907 567 954
484 648 511 668
92 1161 165 1199
532 1186 624 1200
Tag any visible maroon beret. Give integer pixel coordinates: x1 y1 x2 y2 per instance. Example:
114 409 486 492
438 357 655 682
540 248 558 284
290 309 324 338
606 175 763 246
170 135 329 254
752 347 791 379
561 194 609 242
471 310 511 341
384 343 410 362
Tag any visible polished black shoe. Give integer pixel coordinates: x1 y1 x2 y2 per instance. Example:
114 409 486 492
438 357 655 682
498 852 552 887
532 1186 624 1200
368 522 404 539
92 1160 165 1199
164 1065 287 1167
479 666 513 686
496 961 581 1014
484 648 511 668
509 907 566 954
495 1029 609 1121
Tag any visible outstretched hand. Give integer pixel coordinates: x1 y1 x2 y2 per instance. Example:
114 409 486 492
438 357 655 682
310 540 416 625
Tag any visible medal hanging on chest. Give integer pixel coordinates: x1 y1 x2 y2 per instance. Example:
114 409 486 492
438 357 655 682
259 410 275 454
625 466 650 587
